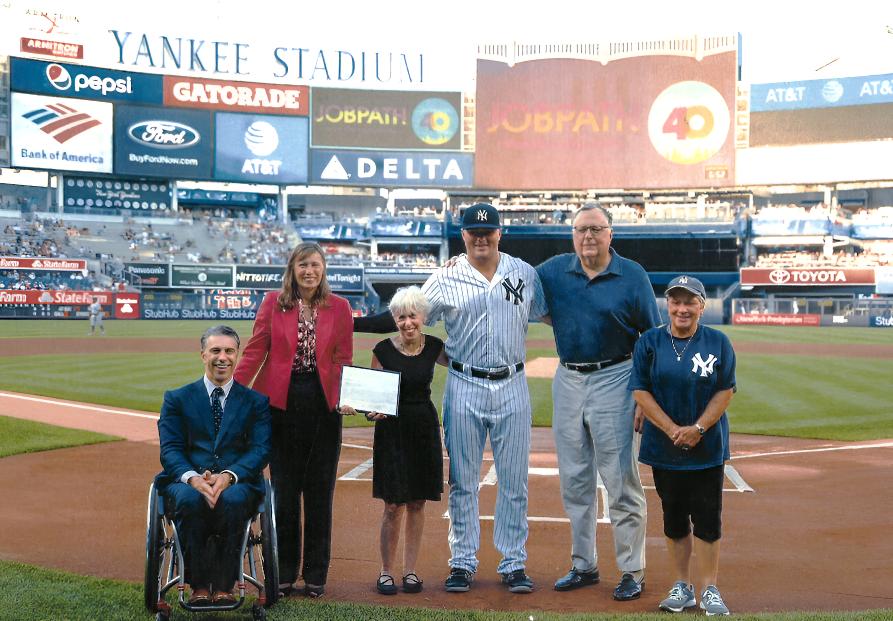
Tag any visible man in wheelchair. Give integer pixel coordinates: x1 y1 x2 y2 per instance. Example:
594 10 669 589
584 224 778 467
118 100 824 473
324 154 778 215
156 325 272 607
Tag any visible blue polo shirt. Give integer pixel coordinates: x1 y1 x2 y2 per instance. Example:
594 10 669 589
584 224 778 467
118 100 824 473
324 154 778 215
628 324 737 470
536 250 661 363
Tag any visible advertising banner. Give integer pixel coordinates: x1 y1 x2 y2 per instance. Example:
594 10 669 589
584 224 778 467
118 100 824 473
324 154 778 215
0 256 86 270
114 104 213 179
164 76 308 116
474 53 736 190
235 265 285 290
20 38 84 60
140 291 263 320
63 176 171 211
311 149 473 187
0 290 112 305
311 88 462 150
327 266 364 292
171 265 234 288
11 57 163 104
123 262 170 287
751 74 893 112
740 267 876 286
11 92 113 173
114 292 140 318
214 112 309 184
871 316 893 328
732 313 820 326
820 314 870 327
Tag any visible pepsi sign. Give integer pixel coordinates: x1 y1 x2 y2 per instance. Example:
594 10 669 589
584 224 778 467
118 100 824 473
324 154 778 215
214 112 309 184
114 104 212 179
11 57 163 104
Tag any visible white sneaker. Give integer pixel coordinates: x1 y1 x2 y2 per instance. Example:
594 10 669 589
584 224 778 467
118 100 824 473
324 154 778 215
660 581 695 612
700 585 730 616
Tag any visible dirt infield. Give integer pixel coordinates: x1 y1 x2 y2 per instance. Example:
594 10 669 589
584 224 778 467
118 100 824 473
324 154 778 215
2 390 892 614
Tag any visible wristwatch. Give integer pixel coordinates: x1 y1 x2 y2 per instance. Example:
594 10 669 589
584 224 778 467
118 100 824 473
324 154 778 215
227 472 236 486
695 423 706 435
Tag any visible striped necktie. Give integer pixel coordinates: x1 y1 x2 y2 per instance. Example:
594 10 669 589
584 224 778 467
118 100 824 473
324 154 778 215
211 387 224 436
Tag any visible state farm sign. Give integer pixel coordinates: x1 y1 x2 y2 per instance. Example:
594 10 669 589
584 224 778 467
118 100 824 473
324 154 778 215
0 257 87 271
0 290 111 304
740 268 876 286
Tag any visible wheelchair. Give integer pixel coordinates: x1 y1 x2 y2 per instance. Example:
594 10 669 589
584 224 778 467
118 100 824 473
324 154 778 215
144 478 279 621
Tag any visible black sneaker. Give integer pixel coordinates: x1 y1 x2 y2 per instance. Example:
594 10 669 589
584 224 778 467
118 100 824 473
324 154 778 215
445 568 473 592
501 569 533 594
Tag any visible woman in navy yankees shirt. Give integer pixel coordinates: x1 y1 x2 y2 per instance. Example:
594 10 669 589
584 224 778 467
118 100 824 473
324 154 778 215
628 275 737 617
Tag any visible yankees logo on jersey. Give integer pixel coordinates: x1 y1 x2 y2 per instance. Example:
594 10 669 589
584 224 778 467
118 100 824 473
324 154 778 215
691 352 717 377
502 278 525 305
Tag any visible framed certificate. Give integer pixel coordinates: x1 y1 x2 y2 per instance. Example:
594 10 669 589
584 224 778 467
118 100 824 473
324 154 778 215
338 365 401 417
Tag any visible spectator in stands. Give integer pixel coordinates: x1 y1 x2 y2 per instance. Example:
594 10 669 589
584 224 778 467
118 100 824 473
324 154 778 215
629 275 736 616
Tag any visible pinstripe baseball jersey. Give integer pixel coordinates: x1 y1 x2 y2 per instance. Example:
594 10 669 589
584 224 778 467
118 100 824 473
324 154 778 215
421 253 548 368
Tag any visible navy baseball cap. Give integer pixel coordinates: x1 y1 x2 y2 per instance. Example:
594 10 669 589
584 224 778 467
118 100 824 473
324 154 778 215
462 203 501 229
665 275 707 299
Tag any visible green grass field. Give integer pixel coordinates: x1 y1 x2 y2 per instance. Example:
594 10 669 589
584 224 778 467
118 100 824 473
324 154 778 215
1 559 890 621
0 321 891 439
0 415 121 459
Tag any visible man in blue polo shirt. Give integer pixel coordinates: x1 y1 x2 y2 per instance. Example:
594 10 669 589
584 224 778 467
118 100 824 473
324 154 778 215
537 202 660 601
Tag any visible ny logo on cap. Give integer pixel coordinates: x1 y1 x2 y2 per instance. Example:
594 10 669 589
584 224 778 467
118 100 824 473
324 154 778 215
477 209 488 222
679 276 689 284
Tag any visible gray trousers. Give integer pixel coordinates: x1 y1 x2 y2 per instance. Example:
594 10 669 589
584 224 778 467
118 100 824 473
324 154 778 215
552 360 646 573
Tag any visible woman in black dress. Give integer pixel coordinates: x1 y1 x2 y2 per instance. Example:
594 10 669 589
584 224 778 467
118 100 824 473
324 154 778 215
344 286 447 595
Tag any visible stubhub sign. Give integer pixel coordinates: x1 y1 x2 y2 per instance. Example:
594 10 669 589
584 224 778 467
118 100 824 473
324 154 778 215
11 57 163 104
215 112 308 184
311 149 473 187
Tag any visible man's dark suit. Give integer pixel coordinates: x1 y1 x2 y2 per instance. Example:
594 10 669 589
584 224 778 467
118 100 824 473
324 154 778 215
156 378 271 591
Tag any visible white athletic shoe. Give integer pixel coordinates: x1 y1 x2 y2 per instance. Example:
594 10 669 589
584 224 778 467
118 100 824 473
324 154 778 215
659 581 696 612
700 585 730 616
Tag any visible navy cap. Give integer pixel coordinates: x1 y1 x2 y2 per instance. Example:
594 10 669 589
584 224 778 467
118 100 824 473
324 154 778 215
665 275 706 300
462 203 501 229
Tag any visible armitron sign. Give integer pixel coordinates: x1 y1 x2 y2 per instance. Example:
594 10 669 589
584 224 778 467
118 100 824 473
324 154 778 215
740 267 876 286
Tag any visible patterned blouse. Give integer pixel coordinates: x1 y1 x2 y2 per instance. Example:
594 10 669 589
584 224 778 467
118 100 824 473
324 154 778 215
292 299 318 373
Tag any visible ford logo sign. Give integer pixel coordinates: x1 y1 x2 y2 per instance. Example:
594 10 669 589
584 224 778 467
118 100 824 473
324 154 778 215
127 121 200 149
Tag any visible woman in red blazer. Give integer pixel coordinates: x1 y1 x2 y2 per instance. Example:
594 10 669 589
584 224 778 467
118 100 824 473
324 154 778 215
234 242 353 598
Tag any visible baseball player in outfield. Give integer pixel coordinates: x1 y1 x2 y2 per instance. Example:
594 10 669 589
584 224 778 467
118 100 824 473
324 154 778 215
88 296 106 336
355 203 548 594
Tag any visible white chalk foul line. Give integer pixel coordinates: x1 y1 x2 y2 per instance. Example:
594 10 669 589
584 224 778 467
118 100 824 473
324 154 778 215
0 391 159 420
729 442 893 460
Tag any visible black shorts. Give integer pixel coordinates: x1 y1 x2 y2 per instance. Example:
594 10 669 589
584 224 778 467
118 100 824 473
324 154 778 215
652 465 724 543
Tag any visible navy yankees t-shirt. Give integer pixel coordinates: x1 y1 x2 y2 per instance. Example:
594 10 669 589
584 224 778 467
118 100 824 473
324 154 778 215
628 324 737 470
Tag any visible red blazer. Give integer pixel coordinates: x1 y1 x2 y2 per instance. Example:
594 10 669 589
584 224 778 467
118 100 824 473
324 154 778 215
234 291 353 412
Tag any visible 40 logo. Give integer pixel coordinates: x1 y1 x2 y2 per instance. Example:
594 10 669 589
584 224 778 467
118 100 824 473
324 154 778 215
411 98 459 146
647 81 731 165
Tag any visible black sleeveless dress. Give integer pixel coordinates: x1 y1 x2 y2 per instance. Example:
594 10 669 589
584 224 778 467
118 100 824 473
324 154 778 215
372 335 445 505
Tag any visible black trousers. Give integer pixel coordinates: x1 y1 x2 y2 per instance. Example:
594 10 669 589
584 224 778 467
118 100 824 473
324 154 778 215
270 371 342 586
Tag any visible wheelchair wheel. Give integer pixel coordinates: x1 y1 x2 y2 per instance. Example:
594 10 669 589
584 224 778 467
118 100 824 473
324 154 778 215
260 479 279 607
144 483 164 614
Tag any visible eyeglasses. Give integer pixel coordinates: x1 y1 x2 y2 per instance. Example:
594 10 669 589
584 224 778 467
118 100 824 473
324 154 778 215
572 226 611 236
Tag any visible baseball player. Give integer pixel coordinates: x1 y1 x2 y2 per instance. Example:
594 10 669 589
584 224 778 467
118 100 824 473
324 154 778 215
88 297 106 336
354 204 548 594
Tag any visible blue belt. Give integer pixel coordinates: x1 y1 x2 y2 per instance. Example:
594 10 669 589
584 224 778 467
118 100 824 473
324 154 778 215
450 360 524 380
